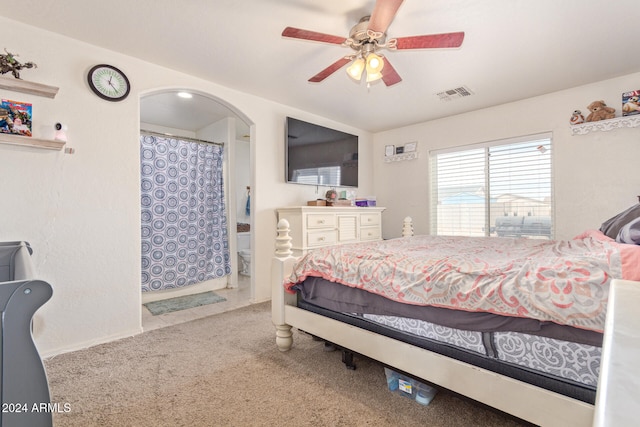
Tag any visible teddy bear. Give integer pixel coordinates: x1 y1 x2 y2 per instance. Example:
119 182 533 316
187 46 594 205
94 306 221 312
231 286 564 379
585 100 616 122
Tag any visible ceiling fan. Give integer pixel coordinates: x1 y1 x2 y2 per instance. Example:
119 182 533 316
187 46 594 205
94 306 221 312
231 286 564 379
281 0 464 87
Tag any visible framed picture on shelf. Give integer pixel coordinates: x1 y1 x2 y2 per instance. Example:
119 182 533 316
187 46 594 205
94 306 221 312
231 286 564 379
404 142 417 152
385 145 395 157
0 99 32 137
622 90 640 116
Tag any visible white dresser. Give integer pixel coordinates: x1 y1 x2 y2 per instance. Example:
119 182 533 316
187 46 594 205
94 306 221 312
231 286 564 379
276 206 385 255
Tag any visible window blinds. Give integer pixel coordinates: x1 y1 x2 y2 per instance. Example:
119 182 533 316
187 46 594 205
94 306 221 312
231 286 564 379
431 134 552 238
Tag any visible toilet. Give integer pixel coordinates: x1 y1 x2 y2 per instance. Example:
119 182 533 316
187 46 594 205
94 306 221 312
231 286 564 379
237 232 251 276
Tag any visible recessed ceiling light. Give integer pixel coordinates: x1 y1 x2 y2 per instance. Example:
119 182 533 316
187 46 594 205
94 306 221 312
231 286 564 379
177 92 193 99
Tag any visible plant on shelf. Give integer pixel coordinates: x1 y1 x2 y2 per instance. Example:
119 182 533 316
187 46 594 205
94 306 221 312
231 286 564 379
0 49 37 79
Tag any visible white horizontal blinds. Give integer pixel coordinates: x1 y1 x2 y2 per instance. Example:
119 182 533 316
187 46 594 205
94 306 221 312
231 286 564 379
432 147 486 236
489 138 552 238
431 134 553 238
292 166 341 185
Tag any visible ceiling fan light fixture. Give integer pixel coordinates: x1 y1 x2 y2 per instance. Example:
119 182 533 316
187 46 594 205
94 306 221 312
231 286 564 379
365 71 383 83
365 53 384 74
282 2 465 87
346 58 365 80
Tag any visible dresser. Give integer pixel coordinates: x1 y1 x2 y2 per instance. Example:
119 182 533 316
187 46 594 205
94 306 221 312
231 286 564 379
276 206 385 255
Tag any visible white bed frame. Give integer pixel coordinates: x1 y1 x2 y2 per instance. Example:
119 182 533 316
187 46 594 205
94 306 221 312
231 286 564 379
271 217 595 427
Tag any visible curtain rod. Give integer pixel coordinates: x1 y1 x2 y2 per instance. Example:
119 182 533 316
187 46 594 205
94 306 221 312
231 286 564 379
140 129 224 147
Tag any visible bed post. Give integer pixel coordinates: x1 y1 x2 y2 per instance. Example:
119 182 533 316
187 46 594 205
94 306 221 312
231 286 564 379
402 216 414 237
271 219 297 352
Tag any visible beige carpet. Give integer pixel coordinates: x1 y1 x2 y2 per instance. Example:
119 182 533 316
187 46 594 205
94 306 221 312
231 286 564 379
44 302 530 426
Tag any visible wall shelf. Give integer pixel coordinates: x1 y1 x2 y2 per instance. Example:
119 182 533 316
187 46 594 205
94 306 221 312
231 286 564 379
570 115 640 135
0 133 64 150
0 76 59 98
384 151 419 163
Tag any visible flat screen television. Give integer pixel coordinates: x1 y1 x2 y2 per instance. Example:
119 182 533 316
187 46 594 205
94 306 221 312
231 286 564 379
285 117 358 188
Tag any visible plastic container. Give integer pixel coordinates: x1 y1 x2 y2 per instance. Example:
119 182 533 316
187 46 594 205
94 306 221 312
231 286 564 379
384 367 438 406
355 197 377 207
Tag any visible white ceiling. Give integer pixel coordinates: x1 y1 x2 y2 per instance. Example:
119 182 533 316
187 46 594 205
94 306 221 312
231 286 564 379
1 0 639 133
139 91 251 138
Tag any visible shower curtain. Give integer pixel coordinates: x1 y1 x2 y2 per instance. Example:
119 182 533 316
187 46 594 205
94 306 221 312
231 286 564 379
140 134 230 292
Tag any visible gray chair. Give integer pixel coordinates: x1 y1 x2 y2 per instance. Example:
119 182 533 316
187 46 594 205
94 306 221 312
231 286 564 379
0 242 53 427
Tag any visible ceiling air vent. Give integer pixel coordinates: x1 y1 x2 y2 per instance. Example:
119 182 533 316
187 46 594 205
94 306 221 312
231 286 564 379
436 85 474 102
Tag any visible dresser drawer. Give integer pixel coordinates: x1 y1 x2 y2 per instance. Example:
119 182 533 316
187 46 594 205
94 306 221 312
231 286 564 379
276 206 385 255
360 213 380 227
360 226 381 241
307 230 337 247
306 214 336 229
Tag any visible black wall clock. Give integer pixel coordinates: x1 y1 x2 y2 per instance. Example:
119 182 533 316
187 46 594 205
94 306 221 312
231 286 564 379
87 64 130 101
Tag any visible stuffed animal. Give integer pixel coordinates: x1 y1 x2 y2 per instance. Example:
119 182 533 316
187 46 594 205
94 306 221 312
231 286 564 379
585 100 616 122
570 110 585 125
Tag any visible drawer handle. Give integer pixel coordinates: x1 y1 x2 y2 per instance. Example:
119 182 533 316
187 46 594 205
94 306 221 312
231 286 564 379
318 219 325 224
318 237 325 241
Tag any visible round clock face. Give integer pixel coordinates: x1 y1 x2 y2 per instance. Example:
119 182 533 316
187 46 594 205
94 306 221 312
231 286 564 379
87 64 130 101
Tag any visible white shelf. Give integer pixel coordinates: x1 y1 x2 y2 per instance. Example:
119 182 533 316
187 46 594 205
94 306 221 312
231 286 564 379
0 76 61 149
384 151 419 163
0 133 64 150
570 116 640 135
0 75 59 98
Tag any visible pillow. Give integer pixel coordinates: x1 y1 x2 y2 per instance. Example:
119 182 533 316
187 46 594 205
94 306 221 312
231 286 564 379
600 204 640 239
617 217 640 245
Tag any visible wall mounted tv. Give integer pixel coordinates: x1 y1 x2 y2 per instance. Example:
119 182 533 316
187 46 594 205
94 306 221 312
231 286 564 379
285 117 359 188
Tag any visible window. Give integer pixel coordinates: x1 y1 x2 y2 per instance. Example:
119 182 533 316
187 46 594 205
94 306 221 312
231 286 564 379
430 134 552 238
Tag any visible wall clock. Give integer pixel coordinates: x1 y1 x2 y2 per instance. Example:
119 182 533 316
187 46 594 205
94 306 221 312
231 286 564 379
87 64 130 101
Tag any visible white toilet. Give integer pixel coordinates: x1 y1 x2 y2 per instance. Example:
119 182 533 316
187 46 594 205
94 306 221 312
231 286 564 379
237 232 251 276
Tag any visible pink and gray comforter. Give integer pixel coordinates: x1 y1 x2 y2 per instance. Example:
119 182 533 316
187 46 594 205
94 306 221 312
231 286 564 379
285 230 640 333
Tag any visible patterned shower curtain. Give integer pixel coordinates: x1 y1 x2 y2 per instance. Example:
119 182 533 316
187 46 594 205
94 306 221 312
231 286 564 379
140 134 230 292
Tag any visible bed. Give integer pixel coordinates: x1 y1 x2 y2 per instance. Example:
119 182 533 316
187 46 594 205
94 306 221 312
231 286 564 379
271 213 640 427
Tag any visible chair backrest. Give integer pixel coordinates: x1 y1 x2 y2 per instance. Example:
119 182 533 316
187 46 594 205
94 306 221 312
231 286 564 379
0 242 33 282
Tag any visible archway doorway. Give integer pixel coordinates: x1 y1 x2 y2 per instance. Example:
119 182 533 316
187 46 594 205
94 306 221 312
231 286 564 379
139 89 253 330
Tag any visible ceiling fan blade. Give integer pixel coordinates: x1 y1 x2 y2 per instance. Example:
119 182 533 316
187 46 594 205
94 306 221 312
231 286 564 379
282 27 347 45
368 0 404 34
309 57 352 83
381 57 402 86
394 32 465 49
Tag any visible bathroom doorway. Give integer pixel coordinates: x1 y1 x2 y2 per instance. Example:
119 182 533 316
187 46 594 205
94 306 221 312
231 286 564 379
139 89 252 329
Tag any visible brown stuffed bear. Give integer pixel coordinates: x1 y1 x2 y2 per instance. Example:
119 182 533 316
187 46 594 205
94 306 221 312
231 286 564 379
585 100 616 122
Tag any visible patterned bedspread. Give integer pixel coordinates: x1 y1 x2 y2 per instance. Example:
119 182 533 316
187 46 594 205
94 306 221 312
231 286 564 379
285 233 639 332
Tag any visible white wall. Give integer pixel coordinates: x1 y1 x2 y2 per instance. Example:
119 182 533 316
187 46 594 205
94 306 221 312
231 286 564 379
374 73 640 241
0 17 374 357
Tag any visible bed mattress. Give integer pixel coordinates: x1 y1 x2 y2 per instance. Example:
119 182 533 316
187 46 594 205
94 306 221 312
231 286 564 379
362 313 601 388
293 278 600 404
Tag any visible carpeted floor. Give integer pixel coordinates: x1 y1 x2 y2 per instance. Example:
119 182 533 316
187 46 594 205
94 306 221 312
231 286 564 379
44 302 530 426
